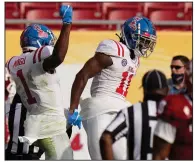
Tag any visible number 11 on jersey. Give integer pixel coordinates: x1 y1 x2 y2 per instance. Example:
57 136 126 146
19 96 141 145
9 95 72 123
116 71 133 97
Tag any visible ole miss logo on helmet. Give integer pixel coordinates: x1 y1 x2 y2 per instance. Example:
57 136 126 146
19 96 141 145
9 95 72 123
33 24 48 38
129 16 143 31
129 20 137 31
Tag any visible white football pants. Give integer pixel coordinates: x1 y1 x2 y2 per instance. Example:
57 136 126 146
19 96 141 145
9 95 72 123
82 113 127 160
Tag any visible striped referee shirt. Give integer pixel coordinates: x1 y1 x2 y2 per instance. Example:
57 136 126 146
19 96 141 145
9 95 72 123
6 93 43 158
104 100 158 160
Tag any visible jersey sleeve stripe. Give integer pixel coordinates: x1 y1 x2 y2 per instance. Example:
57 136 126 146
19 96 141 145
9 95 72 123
112 40 121 56
7 56 16 73
33 49 39 64
118 43 124 57
38 46 45 62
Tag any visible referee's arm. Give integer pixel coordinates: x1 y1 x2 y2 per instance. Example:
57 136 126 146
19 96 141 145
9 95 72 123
100 109 128 160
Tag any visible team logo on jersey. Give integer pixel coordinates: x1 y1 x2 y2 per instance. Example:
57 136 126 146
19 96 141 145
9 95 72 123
183 106 191 118
121 59 127 67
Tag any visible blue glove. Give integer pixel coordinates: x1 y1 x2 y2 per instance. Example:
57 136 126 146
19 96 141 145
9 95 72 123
68 109 82 129
59 5 73 24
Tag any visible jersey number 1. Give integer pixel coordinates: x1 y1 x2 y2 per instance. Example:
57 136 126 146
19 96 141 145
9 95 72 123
17 69 37 105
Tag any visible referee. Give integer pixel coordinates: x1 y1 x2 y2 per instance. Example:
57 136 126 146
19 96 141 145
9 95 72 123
5 93 44 160
100 70 169 160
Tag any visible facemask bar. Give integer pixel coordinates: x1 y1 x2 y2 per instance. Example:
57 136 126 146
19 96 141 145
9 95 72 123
47 30 57 46
132 33 156 58
49 36 57 46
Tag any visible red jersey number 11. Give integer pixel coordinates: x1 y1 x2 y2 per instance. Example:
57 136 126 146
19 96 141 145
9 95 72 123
116 71 133 97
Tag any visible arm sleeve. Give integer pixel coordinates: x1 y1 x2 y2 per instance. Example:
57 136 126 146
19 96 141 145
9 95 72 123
154 119 176 144
38 45 53 60
96 39 120 57
104 109 128 143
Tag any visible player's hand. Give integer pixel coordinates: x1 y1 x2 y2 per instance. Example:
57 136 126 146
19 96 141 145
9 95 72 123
59 5 73 24
68 109 82 129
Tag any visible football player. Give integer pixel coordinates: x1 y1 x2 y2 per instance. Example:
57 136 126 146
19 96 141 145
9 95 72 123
69 16 157 159
6 5 76 160
153 61 192 160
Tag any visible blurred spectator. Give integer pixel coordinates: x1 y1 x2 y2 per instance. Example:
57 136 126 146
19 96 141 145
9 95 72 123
167 55 190 94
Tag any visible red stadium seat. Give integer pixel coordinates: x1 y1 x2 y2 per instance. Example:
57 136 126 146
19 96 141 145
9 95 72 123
20 2 60 18
5 2 19 9
184 2 192 20
184 2 192 30
150 10 186 30
25 9 61 29
5 9 23 29
61 2 103 23
107 10 142 30
103 2 143 19
144 2 185 17
72 10 105 30
73 10 102 20
108 10 142 20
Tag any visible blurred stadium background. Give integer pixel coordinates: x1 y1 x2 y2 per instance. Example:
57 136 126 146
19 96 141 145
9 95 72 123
5 2 193 159
5 2 192 104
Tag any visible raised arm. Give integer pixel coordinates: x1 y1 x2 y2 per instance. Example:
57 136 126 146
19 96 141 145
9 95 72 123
43 5 72 72
69 52 112 113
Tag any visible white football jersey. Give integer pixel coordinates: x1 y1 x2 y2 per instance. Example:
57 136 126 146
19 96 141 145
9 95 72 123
91 39 140 100
6 46 64 116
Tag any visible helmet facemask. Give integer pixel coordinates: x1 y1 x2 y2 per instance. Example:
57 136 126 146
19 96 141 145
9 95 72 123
133 33 156 58
46 29 57 47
